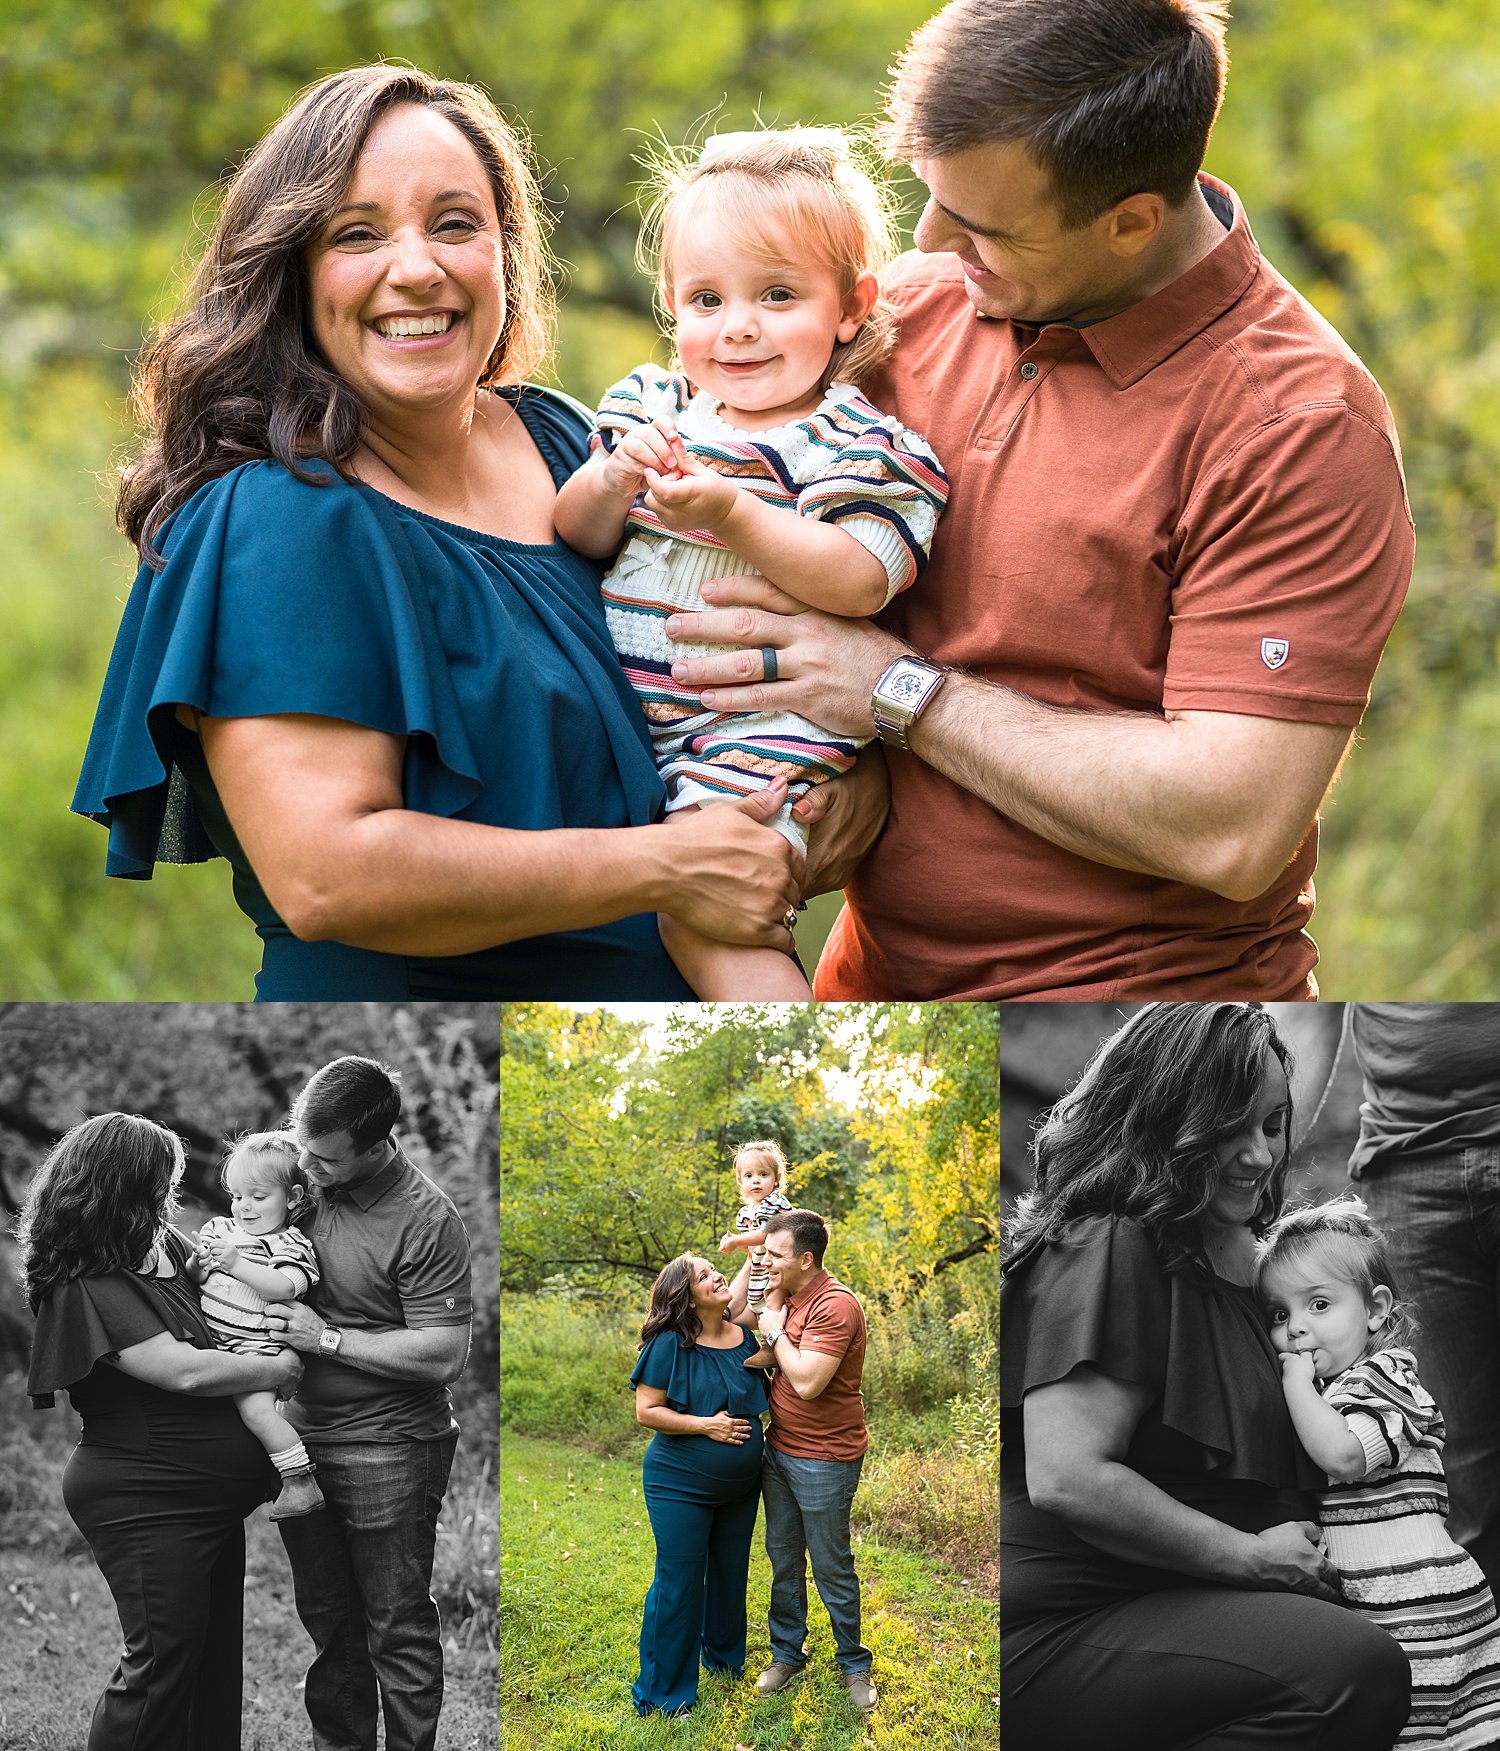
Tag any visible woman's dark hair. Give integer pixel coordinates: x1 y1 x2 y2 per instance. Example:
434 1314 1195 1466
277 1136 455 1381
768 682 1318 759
118 62 556 565
639 1254 706 1350
17 1113 185 1313
291 1055 401 1151
1006 1003 1295 1278
882 0 1228 229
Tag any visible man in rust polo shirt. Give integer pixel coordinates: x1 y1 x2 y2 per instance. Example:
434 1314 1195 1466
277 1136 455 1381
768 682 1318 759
267 1055 472 1751
665 0 1414 1000
752 1209 875 1713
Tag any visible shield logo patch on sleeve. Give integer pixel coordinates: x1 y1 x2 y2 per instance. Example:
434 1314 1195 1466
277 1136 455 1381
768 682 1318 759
1260 637 1289 670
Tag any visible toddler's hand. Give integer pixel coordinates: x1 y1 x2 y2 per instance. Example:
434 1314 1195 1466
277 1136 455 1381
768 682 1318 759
1279 1350 1318 1388
719 1233 738 1253
601 417 683 499
643 449 737 532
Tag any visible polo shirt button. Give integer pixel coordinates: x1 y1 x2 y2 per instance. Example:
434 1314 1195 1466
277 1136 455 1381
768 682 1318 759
1020 362 1039 380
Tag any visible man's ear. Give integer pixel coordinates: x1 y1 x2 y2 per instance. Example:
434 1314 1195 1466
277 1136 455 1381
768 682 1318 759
1105 191 1166 259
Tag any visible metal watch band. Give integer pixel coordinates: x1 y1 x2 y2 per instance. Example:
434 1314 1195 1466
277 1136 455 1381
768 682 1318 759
871 657 950 752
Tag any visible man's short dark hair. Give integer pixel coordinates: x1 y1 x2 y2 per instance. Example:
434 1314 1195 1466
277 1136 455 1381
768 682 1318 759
882 0 1229 229
764 1208 829 1268
292 1056 402 1151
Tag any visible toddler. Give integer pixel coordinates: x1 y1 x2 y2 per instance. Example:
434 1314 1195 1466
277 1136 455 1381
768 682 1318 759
719 1140 793 1369
554 126 948 1000
1257 1197 1500 1749
188 1131 324 1519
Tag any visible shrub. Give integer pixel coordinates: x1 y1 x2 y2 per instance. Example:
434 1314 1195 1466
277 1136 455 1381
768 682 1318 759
499 1294 642 1455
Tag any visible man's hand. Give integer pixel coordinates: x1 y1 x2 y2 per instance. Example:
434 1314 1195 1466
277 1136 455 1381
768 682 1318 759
757 1310 787 1344
794 750 891 897
665 574 906 740
267 1302 327 1354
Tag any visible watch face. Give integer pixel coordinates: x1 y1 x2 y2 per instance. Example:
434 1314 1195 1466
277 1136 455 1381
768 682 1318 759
888 669 925 705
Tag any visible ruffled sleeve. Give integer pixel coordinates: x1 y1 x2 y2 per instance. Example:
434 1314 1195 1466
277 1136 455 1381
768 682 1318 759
27 1272 171 1407
795 386 949 604
72 458 487 879
591 367 694 456
627 1330 768 1419
630 1331 690 1410
1002 1214 1301 1485
1321 1348 1436 1476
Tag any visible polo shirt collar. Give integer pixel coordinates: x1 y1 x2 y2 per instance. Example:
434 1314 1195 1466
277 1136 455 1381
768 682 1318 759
321 1144 405 1210
1060 174 1259 391
786 1267 831 1311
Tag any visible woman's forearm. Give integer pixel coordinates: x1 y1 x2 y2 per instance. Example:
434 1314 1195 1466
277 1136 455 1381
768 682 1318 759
1031 1453 1262 1583
637 1405 706 1437
111 1334 292 1397
198 714 797 957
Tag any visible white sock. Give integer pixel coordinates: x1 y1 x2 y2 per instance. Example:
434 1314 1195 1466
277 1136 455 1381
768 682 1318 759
269 1442 311 1477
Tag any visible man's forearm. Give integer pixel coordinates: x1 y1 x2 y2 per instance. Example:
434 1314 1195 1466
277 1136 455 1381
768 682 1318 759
319 1323 469 1384
766 1337 830 1398
668 595 1351 903
908 672 1350 901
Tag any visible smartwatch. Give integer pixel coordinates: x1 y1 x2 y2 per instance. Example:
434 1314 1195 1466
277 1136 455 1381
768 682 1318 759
318 1325 343 1357
871 655 950 751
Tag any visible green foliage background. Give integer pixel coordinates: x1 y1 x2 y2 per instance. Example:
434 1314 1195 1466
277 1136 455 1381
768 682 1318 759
2 0 1495 997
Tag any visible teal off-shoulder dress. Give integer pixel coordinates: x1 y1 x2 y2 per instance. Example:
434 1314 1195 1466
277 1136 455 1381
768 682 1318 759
72 386 693 999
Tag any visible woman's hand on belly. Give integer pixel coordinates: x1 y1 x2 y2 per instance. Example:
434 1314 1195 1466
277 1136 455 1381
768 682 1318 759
700 1411 755 1445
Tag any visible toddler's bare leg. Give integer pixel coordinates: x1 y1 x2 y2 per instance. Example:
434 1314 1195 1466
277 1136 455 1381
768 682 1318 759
236 1387 325 1518
235 1388 300 1455
659 914 813 1000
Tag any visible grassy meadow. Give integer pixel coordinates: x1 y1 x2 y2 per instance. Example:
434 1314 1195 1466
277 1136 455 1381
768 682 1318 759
499 1290 999 1750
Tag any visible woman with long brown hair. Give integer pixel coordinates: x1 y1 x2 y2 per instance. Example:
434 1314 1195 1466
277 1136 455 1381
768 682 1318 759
1002 1002 1413 1750
629 1252 768 1716
20 1112 301 1749
72 65 818 1000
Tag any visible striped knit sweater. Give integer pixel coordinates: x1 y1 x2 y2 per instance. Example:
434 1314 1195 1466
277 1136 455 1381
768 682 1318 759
589 368 948 841
1318 1348 1500 1749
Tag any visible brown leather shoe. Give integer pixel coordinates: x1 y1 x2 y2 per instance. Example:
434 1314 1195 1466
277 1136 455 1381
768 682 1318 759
755 1661 806 1697
842 1670 877 1713
268 1467 325 1521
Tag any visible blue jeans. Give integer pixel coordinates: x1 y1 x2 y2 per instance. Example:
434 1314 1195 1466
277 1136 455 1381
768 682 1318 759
762 1446 872 1673
278 1434 458 1751
1361 1149 1500 1594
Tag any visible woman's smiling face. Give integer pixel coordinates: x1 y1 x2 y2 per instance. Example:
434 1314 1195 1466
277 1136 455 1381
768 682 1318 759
686 1256 731 1316
306 102 505 427
1205 1056 1290 1229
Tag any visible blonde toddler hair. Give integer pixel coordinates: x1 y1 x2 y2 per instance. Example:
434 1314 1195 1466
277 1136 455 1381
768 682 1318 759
220 1129 311 1219
733 1138 789 1191
640 126 900 391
